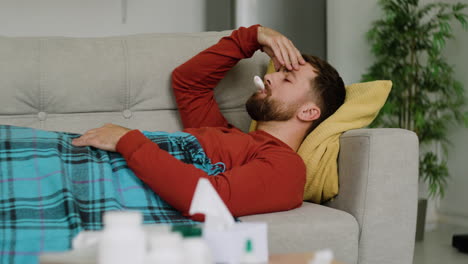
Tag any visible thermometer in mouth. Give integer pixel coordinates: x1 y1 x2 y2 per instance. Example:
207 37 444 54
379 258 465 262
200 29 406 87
254 75 265 91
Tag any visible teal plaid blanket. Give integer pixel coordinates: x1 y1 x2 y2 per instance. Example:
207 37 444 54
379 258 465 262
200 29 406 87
0 125 225 264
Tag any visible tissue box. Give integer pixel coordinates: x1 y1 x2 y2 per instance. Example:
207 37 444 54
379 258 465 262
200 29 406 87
203 222 268 264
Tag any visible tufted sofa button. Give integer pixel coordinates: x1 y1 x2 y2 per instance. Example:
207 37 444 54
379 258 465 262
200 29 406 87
37 111 47 121
122 109 132 119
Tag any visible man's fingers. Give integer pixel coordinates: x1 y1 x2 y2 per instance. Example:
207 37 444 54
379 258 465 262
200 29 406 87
283 39 300 70
80 128 98 138
278 43 292 71
272 39 296 71
71 138 85 146
72 137 87 146
273 58 282 72
258 26 304 69
283 39 305 70
271 42 285 66
296 47 305 65
72 134 96 146
272 38 290 71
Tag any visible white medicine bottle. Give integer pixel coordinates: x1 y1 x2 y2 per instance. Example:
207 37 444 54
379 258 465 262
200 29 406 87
98 211 146 264
146 232 185 264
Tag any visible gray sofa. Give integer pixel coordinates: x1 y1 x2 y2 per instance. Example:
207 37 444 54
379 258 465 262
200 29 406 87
0 30 418 264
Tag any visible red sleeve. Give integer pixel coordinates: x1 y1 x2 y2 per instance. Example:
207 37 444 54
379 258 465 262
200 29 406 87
116 130 305 220
172 25 262 129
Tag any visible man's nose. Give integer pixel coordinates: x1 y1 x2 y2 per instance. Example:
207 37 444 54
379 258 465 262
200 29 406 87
264 74 273 87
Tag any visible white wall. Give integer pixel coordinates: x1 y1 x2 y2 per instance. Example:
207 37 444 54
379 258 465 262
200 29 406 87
439 0 468 228
0 0 206 37
327 0 468 229
234 0 326 58
326 0 381 84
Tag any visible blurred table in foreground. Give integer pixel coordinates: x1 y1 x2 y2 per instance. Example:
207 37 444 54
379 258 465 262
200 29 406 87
269 252 344 264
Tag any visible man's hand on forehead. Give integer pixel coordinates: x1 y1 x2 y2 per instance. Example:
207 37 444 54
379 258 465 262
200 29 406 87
257 26 306 71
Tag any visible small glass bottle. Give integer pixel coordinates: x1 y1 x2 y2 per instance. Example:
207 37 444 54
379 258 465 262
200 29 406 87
98 211 146 264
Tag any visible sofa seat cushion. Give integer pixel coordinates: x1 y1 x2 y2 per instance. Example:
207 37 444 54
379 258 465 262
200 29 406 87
239 202 358 264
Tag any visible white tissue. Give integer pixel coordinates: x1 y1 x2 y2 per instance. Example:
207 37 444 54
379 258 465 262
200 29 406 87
189 178 235 231
254 76 265 90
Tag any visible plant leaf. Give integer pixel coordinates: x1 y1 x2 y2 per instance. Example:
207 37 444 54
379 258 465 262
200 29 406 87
362 0 468 199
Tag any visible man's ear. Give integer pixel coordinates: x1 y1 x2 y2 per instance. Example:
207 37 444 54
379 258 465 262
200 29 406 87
297 103 321 122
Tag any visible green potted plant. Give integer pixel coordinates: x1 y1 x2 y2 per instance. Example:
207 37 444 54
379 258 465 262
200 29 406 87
361 0 468 240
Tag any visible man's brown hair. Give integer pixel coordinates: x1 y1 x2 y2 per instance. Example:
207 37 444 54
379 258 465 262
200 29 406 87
303 54 346 134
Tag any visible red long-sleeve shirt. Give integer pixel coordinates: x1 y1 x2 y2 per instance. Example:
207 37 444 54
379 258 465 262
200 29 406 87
116 25 306 220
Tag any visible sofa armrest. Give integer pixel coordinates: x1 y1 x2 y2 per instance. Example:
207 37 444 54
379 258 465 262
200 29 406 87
325 128 418 264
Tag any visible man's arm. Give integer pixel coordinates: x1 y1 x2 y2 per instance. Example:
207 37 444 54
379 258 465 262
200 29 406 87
73 125 305 219
72 25 305 150
71 25 307 218
172 25 262 129
116 130 305 219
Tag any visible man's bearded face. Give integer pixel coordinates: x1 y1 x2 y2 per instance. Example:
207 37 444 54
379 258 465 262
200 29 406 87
245 92 298 122
246 63 319 122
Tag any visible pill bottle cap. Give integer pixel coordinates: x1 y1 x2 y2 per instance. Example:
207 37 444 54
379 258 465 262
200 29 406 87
171 225 203 237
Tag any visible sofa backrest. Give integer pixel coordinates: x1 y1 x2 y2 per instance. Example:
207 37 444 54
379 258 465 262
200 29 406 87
0 31 269 134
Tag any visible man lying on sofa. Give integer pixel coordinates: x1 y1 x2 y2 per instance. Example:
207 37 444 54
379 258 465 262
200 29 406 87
71 24 346 219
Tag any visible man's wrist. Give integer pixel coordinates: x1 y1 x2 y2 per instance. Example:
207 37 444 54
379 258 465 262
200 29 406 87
234 24 263 53
116 130 152 158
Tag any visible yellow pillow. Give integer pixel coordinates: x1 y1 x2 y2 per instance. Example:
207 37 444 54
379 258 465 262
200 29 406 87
250 61 392 203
